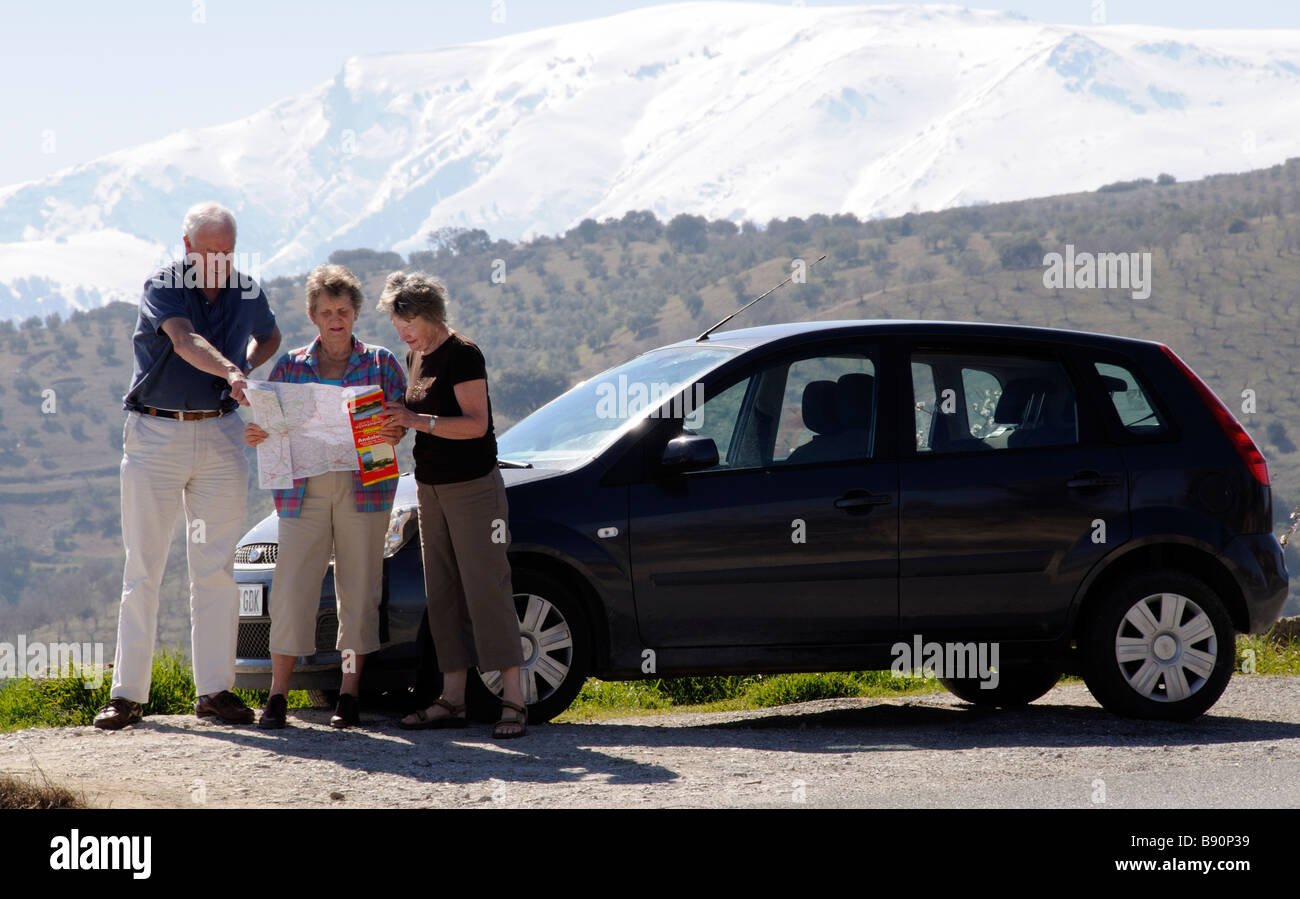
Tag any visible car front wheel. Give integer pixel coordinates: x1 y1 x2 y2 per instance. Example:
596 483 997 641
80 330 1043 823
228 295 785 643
1081 569 1235 721
467 568 591 724
939 662 1061 707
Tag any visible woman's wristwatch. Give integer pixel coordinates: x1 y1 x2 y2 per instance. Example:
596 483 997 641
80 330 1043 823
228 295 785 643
428 414 437 433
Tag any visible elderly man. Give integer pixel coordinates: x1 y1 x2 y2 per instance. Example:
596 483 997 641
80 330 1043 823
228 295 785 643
94 202 281 729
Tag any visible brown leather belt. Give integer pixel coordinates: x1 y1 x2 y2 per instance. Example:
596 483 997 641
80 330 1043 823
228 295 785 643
139 406 231 421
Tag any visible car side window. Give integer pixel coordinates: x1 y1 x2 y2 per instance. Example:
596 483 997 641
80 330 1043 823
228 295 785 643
961 367 1003 439
1095 362 1166 435
681 377 751 469
912 351 1078 453
771 355 876 464
688 349 879 472
912 362 937 451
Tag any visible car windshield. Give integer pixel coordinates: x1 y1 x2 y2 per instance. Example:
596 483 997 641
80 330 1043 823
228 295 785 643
497 345 739 467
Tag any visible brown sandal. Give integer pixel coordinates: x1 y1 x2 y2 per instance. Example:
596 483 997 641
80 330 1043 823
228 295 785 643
398 697 467 730
493 700 528 739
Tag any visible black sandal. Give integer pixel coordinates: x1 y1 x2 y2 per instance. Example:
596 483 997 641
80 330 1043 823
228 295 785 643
398 697 467 730
493 700 528 739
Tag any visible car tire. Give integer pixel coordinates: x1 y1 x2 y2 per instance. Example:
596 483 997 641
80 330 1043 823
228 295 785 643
466 568 591 725
1081 569 1235 721
939 663 1061 707
306 689 338 709
306 688 389 709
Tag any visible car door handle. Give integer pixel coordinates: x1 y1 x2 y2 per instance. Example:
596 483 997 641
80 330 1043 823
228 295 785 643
834 491 892 510
1066 472 1122 489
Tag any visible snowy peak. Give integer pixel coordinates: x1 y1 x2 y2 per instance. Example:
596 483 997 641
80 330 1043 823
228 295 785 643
2 3 1300 320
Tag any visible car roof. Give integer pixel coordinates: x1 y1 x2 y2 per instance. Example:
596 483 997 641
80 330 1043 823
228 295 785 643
666 319 1163 353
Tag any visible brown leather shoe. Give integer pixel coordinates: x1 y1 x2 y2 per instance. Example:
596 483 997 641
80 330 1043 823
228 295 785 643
258 693 289 729
92 697 143 730
330 693 360 729
195 690 255 724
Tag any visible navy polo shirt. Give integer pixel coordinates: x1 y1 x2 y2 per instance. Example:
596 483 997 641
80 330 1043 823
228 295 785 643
122 259 277 413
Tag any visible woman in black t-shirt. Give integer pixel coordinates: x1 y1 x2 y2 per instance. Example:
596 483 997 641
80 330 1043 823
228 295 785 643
378 271 527 738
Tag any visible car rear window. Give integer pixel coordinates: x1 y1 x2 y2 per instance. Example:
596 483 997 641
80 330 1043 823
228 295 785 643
1095 362 1165 435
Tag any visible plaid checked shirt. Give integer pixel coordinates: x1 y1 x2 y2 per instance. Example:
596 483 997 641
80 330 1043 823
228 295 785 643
268 335 408 518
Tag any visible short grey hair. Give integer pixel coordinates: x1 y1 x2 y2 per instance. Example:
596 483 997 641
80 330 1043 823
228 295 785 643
306 264 364 315
183 202 237 242
377 271 448 325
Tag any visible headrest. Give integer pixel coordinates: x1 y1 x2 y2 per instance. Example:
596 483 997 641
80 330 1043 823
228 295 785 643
802 380 839 435
836 372 874 429
993 377 1055 425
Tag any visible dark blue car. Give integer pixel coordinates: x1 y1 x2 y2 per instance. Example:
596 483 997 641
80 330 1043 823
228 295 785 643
234 320 1288 722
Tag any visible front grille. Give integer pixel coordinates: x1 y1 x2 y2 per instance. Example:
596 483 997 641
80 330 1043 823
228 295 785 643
237 620 271 659
237 610 339 659
235 543 278 564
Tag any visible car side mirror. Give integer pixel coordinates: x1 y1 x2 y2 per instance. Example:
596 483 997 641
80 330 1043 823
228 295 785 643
660 434 719 473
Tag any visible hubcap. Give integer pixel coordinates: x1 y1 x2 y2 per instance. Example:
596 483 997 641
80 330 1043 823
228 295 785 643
1114 592 1218 703
478 593 574 704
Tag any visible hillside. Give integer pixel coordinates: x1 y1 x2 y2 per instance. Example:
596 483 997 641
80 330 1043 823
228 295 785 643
5 2 1300 319
1 161 1298 647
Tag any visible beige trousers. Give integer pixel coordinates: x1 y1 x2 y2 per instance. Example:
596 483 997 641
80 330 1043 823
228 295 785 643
112 411 248 701
416 469 522 673
270 470 388 657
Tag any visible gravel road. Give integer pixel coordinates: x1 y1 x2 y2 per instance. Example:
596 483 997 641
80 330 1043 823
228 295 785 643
2 677 1298 809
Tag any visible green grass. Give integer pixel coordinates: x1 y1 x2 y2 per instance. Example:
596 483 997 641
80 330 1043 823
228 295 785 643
557 633 1300 720
555 670 941 721
1237 633 1300 675
2 633 1297 730
0 648 311 732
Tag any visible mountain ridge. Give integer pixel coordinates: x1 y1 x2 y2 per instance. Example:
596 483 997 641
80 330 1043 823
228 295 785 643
3 2 1300 320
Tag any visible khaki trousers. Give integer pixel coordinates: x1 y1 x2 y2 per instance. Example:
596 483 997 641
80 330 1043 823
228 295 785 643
112 411 248 702
270 470 387 657
416 469 522 673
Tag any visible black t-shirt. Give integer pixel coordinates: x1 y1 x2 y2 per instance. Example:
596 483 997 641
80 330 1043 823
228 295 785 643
405 331 498 484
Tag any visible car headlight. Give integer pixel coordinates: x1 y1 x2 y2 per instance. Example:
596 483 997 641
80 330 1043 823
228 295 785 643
384 505 418 558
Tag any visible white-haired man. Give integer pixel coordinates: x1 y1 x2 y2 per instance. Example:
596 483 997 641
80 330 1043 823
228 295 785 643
94 202 282 729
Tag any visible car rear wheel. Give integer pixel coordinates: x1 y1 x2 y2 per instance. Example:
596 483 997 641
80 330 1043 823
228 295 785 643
466 569 591 724
939 662 1061 707
1081 569 1235 721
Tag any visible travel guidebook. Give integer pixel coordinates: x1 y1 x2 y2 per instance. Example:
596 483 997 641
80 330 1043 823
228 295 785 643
348 386 400 485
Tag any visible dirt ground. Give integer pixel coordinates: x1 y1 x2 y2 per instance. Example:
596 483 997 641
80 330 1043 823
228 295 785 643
2 677 1299 809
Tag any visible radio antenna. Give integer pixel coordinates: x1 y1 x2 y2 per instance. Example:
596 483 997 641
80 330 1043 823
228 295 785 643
696 254 827 341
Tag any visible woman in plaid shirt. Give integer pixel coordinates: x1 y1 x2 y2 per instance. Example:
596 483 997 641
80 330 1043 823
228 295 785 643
244 264 407 729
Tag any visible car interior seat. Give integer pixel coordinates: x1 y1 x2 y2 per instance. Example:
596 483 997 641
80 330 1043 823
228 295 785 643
785 380 841 464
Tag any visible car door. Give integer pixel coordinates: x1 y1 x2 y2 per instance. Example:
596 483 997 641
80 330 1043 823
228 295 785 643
899 340 1129 641
628 339 899 648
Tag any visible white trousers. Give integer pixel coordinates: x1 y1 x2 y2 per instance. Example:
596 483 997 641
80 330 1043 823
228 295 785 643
111 410 248 701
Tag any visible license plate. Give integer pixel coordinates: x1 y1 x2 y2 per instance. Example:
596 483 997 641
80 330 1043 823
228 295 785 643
238 584 264 617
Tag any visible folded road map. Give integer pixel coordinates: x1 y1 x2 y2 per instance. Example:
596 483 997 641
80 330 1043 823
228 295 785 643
244 380 398 489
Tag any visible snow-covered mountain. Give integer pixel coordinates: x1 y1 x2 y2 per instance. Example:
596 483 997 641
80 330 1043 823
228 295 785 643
3 2 1300 320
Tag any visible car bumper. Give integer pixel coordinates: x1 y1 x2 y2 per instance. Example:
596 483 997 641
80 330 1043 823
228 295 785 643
233 565 347 689
1222 533 1289 633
